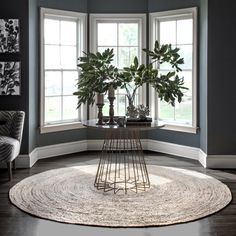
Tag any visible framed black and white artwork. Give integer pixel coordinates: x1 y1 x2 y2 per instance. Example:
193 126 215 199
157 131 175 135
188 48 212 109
0 61 20 95
0 19 20 53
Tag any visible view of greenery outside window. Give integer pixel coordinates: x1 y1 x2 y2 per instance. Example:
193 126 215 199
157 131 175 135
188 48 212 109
93 17 145 116
151 8 196 127
41 9 86 130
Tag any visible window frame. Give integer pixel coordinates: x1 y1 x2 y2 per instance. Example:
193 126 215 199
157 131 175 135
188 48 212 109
40 8 87 133
89 13 147 119
149 7 198 133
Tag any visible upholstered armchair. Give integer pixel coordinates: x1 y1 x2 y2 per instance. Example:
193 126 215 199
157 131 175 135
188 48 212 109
0 111 25 180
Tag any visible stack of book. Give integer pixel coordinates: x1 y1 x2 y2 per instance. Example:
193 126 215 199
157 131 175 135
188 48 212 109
126 117 152 126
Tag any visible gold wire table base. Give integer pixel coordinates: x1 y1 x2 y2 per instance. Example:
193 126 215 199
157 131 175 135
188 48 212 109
94 129 150 194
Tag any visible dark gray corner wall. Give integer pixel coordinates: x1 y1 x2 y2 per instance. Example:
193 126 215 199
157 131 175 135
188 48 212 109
0 0 29 154
207 0 236 155
199 0 208 153
148 0 202 148
29 0 88 150
29 0 38 152
149 0 200 12
37 0 87 12
88 0 148 13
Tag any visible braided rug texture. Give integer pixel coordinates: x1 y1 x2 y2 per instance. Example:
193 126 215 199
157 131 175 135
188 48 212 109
9 165 232 227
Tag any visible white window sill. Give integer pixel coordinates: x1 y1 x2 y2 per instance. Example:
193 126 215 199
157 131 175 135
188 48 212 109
40 122 85 134
160 123 199 134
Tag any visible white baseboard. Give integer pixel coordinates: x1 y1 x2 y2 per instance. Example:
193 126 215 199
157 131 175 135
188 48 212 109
36 140 87 159
198 149 207 168
17 149 38 168
148 139 200 161
14 139 236 169
16 140 87 168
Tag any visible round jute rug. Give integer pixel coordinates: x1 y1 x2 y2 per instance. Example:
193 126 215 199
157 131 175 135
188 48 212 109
9 165 232 227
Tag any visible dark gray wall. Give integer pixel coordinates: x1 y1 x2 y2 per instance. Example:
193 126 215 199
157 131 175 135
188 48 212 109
89 0 148 13
0 0 29 154
207 0 236 155
29 0 38 152
37 0 87 12
149 0 200 12
199 0 208 153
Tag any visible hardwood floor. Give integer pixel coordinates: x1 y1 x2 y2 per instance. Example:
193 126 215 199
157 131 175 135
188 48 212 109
0 151 235 236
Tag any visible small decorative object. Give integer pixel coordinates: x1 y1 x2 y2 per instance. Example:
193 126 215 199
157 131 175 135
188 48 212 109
137 105 150 120
126 104 138 118
117 116 126 127
96 93 105 125
0 61 20 95
0 19 20 53
107 85 116 125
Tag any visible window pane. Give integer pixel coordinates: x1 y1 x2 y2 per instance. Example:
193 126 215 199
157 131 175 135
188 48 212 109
98 23 117 46
63 71 78 95
45 71 61 96
119 23 138 46
45 45 60 69
175 97 192 122
117 95 126 116
177 19 193 45
158 100 174 121
178 71 192 96
45 96 61 122
118 47 139 68
129 47 139 65
61 46 77 69
63 96 78 120
44 19 60 45
119 47 130 68
160 21 176 45
178 45 192 70
159 59 175 71
61 20 77 45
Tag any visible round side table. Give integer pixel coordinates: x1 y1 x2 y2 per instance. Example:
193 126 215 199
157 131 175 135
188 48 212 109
83 119 164 194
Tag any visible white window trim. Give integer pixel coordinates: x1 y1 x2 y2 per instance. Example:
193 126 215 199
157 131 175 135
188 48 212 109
89 13 147 119
149 7 198 134
40 8 87 133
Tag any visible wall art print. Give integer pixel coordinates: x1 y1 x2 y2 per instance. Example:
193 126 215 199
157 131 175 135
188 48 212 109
0 61 20 95
0 19 19 53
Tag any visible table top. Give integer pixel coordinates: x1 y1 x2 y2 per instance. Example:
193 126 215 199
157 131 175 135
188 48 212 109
82 119 165 131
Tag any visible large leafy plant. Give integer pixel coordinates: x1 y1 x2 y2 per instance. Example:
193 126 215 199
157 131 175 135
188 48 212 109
119 40 187 107
73 49 122 107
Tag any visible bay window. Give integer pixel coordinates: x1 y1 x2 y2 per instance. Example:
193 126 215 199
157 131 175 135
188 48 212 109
40 8 197 134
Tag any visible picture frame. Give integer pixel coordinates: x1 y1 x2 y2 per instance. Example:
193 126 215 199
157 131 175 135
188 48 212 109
0 19 20 53
0 61 21 95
